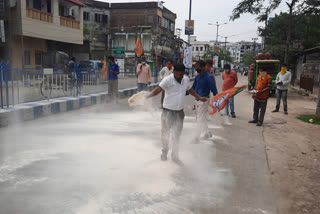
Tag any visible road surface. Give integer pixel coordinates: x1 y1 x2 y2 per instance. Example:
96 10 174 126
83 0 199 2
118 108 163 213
0 75 276 214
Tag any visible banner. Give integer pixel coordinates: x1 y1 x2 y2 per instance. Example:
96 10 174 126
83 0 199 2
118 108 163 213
183 46 193 69
213 56 218 68
221 60 224 69
185 20 194 35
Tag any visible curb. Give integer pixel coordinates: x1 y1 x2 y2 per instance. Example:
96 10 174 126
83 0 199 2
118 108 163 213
0 84 159 127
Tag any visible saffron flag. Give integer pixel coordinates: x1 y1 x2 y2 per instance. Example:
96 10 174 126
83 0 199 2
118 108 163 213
209 85 247 115
101 59 108 80
134 37 143 57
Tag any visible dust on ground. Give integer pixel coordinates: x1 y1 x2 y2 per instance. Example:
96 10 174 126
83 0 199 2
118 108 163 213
262 88 320 214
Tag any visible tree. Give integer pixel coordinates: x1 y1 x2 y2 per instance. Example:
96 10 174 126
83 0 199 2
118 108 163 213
230 0 320 65
203 47 232 65
242 52 256 67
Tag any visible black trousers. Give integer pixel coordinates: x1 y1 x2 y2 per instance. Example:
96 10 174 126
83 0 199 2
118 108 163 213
253 99 268 123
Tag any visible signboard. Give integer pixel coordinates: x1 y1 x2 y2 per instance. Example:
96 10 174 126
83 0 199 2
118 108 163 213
183 46 193 69
185 20 194 35
214 46 220 53
112 46 125 56
0 20 5 43
213 56 219 68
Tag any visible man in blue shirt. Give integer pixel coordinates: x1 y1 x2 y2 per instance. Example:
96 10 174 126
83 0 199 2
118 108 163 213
107 56 120 101
192 60 218 141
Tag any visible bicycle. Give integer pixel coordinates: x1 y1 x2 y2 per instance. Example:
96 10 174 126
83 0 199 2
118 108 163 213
40 74 52 98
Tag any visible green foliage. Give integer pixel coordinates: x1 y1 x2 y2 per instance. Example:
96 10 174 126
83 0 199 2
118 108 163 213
203 47 232 64
83 26 89 35
296 114 320 125
242 52 256 66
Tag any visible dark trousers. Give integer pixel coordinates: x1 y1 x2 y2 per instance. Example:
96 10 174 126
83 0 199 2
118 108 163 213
253 99 268 124
276 89 288 112
161 108 185 159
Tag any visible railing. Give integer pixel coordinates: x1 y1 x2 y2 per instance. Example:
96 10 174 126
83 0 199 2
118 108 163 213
26 7 53 23
60 16 80 29
0 62 108 109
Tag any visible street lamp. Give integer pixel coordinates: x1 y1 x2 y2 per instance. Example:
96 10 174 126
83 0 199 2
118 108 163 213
208 22 228 44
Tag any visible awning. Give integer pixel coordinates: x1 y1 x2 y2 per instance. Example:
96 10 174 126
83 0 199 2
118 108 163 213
66 0 86 7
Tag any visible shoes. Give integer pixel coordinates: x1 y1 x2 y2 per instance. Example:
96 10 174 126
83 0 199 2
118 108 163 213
256 121 263 126
284 111 288 115
272 110 279 113
200 132 212 140
231 114 236 118
248 120 258 123
172 156 183 165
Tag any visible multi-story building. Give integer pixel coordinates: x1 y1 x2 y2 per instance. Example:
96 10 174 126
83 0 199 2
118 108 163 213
190 36 209 61
109 2 177 71
79 0 110 60
6 0 85 68
227 41 262 63
0 0 8 61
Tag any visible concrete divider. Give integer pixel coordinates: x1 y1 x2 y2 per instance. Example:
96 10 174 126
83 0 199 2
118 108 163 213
0 83 159 127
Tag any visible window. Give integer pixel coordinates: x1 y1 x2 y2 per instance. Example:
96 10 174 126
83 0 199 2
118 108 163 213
196 47 199 51
170 22 175 32
0 0 4 12
192 47 194 51
24 51 30 65
158 16 161 25
35 52 42 65
83 12 90 21
200 47 203 52
102 15 108 24
147 15 153 24
95 14 103 23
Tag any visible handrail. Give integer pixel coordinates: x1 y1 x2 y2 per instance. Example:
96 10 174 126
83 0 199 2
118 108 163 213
26 7 53 16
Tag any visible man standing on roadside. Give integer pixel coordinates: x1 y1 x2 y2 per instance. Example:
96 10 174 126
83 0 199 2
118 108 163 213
107 56 120 101
136 56 151 92
249 69 272 126
147 64 207 163
272 64 292 115
222 64 238 118
159 60 174 107
191 60 218 140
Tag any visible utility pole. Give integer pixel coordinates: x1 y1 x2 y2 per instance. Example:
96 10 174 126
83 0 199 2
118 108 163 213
224 37 227 50
208 22 227 45
252 38 258 53
187 0 192 45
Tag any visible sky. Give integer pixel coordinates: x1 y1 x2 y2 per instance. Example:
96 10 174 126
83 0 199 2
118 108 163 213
97 0 288 43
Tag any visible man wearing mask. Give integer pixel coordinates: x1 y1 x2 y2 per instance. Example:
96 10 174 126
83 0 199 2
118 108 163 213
190 60 218 140
249 69 272 126
272 64 292 115
159 60 174 107
147 64 207 163
205 59 216 85
222 64 238 118
136 56 152 92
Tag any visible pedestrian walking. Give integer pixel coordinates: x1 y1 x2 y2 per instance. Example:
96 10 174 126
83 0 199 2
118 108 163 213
147 63 207 163
249 69 272 126
159 60 173 107
191 60 218 140
107 56 120 101
136 56 151 92
272 64 292 115
222 64 238 118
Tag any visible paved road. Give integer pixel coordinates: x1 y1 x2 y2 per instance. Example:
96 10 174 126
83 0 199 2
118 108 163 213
0 75 276 214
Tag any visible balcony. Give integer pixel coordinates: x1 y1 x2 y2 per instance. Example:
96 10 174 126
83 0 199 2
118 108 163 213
60 16 80 29
26 7 53 23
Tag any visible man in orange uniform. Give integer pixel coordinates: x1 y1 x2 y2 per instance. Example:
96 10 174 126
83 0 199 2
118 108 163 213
249 69 272 126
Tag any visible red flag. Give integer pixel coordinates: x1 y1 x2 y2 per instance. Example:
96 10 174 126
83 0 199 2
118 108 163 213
209 85 247 115
134 37 143 57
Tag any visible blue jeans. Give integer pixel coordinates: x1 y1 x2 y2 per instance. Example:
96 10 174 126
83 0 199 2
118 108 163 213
137 83 148 92
225 96 235 116
276 89 288 112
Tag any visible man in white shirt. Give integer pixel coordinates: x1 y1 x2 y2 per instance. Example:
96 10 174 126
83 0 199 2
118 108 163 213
147 63 207 163
272 64 292 115
159 60 174 107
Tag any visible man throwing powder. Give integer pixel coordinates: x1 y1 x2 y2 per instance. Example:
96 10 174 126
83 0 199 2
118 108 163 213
147 63 207 163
